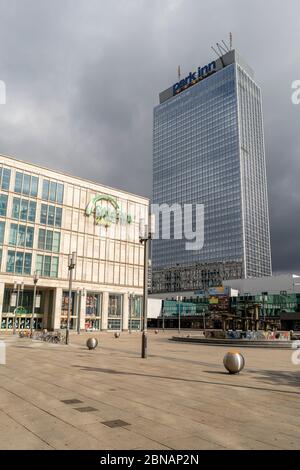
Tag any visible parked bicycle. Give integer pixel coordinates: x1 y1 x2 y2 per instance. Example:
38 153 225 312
33 330 65 344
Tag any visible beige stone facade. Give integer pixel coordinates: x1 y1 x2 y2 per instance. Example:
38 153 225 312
0 153 148 331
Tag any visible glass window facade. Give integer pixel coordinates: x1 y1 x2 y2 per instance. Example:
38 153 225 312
86 293 101 317
9 223 34 248
152 61 272 279
36 254 59 277
6 251 32 274
42 179 64 204
38 229 60 252
40 204 62 227
2 288 43 315
14 172 39 197
129 295 142 330
0 167 11 190
11 197 36 222
0 194 8 217
60 291 75 330
237 65 272 277
108 294 122 330
85 293 102 331
0 221 5 244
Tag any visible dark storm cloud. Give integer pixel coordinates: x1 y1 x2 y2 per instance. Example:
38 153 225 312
0 0 299 272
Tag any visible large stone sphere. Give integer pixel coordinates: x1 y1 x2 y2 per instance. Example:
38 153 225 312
114 332 120 338
86 337 98 350
223 352 245 375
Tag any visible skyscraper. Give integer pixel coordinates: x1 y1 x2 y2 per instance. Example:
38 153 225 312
152 49 272 293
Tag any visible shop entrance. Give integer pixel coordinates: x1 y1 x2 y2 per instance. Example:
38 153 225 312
1 285 54 331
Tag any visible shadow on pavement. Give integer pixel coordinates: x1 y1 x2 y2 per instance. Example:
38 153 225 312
247 369 300 388
73 365 300 396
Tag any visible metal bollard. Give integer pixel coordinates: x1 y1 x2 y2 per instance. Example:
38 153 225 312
223 351 245 374
86 338 98 350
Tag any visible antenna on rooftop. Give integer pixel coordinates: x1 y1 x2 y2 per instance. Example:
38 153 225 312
211 45 225 67
216 42 228 55
178 65 181 81
212 36 232 66
230 32 233 50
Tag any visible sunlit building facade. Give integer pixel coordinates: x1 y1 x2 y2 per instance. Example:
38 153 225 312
0 154 148 331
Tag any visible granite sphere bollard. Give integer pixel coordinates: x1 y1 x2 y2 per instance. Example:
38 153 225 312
223 352 245 375
86 338 98 350
114 332 120 338
155 330 159 335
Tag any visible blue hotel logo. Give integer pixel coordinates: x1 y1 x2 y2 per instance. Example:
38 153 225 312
173 61 216 96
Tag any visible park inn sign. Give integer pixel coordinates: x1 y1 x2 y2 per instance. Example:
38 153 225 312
85 194 133 228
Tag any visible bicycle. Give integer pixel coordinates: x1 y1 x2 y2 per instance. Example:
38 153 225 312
34 330 66 344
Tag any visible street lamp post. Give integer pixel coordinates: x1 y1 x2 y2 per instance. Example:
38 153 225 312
177 296 183 335
262 292 268 330
66 252 77 345
76 288 81 335
162 308 165 332
139 214 155 359
76 288 80 334
20 282 24 309
13 281 24 335
77 288 86 335
202 308 206 332
30 272 39 337
12 281 17 335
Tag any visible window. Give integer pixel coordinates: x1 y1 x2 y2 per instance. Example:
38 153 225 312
51 257 59 277
0 167 11 190
52 232 60 252
9 224 34 248
42 179 64 204
14 172 39 197
6 251 32 274
42 180 49 200
108 294 122 317
36 254 59 278
107 319 121 330
2 288 44 315
11 197 36 222
86 293 102 317
0 221 5 244
40 204 62 227
56 207 62 227
129 296 142 319
61 291 75 316
57 184 64 204
0 194 8 217
38 228 60 252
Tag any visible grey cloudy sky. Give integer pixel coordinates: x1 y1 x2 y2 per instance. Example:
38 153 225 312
0 0 299 273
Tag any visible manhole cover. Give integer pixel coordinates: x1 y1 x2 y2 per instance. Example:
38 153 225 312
61 399 83 405
75 406 98 413
102 419 130 428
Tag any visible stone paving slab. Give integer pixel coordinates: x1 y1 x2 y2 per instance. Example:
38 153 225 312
0 331 300 450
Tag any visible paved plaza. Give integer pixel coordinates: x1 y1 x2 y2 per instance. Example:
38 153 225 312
0 331 300 450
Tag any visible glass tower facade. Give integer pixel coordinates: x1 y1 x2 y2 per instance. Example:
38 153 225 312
152 51 272 291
